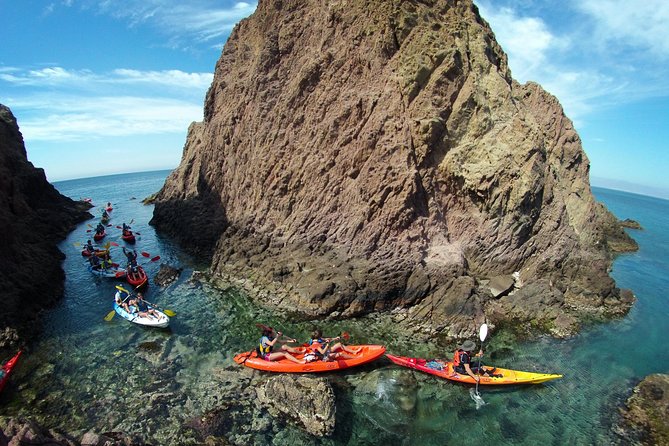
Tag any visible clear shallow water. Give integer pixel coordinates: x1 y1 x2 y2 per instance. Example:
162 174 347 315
0 173 666 445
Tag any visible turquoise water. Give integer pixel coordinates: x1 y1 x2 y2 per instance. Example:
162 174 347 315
0 172 666 445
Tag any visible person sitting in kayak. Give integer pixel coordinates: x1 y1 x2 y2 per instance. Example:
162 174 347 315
306 332 358 362
102 209 109 219
453 340 499 381
100 251 113 270
309 329 361 356
89 253 102 270
95 223 105 235
257 326 305 364
85 239 95 253
123 247 138 270
114 289 132 313
122 222 132 236
133 292 159 319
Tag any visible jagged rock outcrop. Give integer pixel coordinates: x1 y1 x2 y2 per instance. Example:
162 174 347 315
614 374 669 445
151 0 637 337
0 104 91 347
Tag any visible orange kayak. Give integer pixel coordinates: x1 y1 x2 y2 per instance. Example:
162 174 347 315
386 354 562 385
234 345 386 373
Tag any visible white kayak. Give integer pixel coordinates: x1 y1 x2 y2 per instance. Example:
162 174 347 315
113 301 169 328
88 265 125 278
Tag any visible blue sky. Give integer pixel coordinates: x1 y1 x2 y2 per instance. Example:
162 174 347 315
1 1 668 199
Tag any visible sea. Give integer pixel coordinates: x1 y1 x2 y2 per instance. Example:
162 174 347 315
0 170 667 445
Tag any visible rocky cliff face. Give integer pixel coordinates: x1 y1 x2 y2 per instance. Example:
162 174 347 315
152 0 636 337
0 104 90 347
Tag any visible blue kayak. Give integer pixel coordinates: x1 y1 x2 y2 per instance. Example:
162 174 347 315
113 300 169 328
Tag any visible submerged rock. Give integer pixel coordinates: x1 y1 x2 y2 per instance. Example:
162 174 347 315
615 374 669 446
255 375 336 437
153 264 182 287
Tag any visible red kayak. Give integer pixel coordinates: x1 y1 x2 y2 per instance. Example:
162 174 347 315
0 350 22 393
121 231 136 244
93 231 106 242
126 265 148 288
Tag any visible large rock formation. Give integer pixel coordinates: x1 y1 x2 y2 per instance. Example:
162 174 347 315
152 0 636 337
0 104 90 346
615 374 669 445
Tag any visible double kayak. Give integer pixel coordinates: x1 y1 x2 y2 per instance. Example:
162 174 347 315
113 301 169 328
81 248 109 257
88 265 125 278
126 266 148 288
234 345 386 373
385 354 562 385
93 231 106 242
0 350 22 393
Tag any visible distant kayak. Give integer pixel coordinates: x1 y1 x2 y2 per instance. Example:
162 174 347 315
88 265 125 278
385 354 562 385
234 345 386 373
93 231 106 242
121 231 136 244
126 266 148 288
113 301 169 328
0 350 22 393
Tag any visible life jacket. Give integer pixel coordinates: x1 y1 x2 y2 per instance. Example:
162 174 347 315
256 336 273 356
309 338 325 358
452 349 466 367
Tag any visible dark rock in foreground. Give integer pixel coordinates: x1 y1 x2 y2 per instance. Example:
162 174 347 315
615 374 669 445
0 104 91 348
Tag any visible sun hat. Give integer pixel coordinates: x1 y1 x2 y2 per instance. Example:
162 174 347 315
460 340 476 351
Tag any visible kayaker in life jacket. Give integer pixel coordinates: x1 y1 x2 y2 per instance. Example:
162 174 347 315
310 329 361 355
122 222 132 236
256 326 305 364
305 329 360 362
95 223 105 234
85 240 95 253
453 340 498 381
89 253 102 270
114 289 132 313
123 247 138 269
134 292 159 319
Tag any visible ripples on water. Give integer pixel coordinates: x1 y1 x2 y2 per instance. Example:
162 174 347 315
0 173 667 445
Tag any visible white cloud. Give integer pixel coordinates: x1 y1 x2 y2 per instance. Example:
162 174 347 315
1 66 212 91
91 0 257 44
577 0 669 58
478 5 566 82
14 95 203 141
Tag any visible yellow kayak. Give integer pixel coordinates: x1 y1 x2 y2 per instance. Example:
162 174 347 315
386 354 562 385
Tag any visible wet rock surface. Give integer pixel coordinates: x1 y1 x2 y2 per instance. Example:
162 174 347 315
615 374 669 446
152 0 637 339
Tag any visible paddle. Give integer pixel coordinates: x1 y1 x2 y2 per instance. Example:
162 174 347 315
104 286 132 321
470 323 488 409
143 300 176 317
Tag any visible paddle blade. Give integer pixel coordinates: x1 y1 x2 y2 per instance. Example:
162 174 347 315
134 231 141 235
469 388 486 409
115 271 126 278
141 251 150 258
116 226 123 229
479 324 489 343
163 309 176 317
150 255 161 262
104 310 116 321
115 285 129 293
109 241 119 247
86 229 92 232
73 242 81 247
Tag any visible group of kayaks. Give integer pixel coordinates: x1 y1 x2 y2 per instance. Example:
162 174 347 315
234 345 562 386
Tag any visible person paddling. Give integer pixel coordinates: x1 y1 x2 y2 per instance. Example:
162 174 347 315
257 326 305 364
95 223 105 235
453 340 499 381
